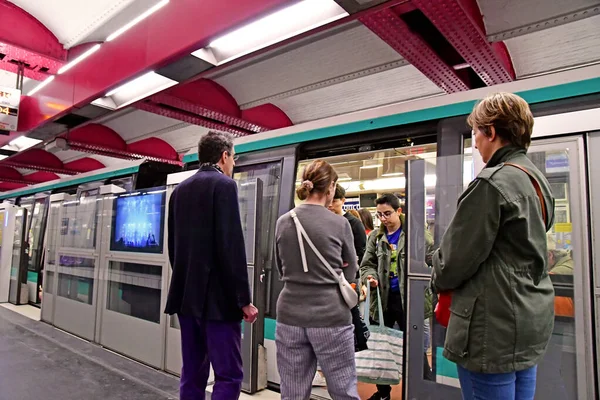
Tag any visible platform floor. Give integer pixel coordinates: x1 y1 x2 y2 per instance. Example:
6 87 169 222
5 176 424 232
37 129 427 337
0 304 180 400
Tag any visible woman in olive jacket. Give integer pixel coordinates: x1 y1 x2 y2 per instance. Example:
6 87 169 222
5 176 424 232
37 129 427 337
431 92 555 400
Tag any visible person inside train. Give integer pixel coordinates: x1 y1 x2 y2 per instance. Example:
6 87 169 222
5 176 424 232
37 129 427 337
358 208 375 236
329 184 367 263
431 92 555 400
360 193 434 400
547 233 574 318
165 131 259 400
275 160 360 400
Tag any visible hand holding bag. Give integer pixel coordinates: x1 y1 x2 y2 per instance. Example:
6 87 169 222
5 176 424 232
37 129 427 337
435 163 549 328
289 209 358 308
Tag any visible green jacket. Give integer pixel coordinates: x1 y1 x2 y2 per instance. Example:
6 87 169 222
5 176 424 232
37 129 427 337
550 251 573 275
360 214 434 322
432 146 556 374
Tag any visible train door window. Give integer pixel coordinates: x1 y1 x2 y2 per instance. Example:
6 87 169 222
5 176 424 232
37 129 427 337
526 138 594 399
233 162 282 288
296 142 437 399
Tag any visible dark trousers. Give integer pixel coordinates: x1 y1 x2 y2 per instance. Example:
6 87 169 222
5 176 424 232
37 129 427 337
374 292 433 397
178 315 243 400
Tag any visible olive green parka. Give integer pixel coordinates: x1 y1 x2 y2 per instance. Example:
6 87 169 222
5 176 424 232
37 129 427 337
432 146 556 374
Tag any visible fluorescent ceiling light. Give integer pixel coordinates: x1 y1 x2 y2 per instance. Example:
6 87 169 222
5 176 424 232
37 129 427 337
106 0 170 42
106 71 158 96
1 136 42 152
99 71 177 110
58 44 101 74
196 0 347 65
381 172 404 177
28 76 55 96
360 164 383 169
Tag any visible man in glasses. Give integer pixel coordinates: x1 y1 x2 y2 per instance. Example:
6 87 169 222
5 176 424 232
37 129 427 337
165 131 258 400
360 193 433 400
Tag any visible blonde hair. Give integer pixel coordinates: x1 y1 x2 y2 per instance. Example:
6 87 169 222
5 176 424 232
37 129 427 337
296 160 338 201
467 92 534 149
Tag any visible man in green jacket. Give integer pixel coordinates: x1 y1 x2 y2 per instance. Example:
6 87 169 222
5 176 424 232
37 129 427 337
360 193 433 400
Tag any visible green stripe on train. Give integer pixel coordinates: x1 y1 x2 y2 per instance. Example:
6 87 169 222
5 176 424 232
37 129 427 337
0 165 141 201
183 76 600 163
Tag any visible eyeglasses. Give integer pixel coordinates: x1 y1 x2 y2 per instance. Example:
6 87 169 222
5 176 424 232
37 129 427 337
376 211 395 219
227 151 239 161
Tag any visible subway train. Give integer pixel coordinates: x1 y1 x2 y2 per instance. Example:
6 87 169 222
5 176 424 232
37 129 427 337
0 74 598 399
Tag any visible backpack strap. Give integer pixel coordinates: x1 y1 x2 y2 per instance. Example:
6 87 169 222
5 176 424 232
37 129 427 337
504 163 548 226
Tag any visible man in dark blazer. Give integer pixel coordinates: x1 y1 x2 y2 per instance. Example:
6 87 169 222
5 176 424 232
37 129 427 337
329 184 367 263
165 131 258 400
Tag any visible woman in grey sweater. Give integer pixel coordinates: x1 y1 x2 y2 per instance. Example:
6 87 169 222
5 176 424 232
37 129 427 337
275 160 360 400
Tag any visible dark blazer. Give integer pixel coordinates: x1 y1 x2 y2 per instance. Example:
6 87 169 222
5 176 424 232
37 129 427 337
164 166 251 321
344 212 367 263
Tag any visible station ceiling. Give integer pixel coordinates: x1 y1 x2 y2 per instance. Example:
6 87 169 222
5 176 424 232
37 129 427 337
0 0 598 190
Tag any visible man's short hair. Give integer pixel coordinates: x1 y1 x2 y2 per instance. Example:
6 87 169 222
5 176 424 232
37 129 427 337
334 184 346 200
375 193 401 210
198 131 234 164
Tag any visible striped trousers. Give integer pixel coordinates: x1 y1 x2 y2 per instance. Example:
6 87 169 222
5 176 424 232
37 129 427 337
276 322 360 400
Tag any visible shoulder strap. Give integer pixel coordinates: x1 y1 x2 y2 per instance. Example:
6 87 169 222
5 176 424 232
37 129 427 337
289 209 340 279
504 163 548 226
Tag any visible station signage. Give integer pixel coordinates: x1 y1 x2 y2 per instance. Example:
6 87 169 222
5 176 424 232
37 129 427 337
0 86 21 132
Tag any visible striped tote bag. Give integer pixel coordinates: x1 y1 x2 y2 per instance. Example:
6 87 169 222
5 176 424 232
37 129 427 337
355 286 403 385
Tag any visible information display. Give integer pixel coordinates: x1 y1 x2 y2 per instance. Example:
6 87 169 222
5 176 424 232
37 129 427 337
0 86 20 132
110 190 165 254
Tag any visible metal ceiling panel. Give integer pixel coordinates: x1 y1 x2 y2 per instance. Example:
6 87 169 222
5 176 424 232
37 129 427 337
478 0 600 39
101 109 183 142
0 70 36 93
8 0 136 48
211 23 404 107
505 15 600 78
272 65 442 124
156 124 209 153
53 149 82 162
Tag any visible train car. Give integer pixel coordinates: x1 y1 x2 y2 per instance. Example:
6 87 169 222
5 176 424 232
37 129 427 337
2 69 598 399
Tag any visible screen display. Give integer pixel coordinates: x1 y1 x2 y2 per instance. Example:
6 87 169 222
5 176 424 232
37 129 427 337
110 191 165 254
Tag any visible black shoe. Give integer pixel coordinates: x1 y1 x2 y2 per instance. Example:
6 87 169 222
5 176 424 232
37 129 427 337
367 392 391 400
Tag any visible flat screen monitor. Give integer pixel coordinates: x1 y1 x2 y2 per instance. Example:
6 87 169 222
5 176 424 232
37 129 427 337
110 189 166 254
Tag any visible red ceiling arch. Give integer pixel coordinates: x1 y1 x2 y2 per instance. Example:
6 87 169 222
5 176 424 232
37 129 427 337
128 137 180 163
24 171 60 184
66 123 127 151
64 157 107 173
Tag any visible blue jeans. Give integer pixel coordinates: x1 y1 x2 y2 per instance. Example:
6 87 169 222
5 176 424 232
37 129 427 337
457 365 537 400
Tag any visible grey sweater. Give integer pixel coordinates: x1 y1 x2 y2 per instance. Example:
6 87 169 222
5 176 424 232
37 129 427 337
275 204 358 328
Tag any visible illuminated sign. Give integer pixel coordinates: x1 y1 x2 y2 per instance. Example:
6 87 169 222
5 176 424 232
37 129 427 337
0 86 21 131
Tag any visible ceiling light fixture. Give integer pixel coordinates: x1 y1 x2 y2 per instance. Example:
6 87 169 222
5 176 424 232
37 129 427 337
27 76 55 96
193 0 347 65
359 164 383 169
58 44 101 74
106 0 170 42
1 136 42 152
98 71 177 110
106 71 161 96
381 172 404 177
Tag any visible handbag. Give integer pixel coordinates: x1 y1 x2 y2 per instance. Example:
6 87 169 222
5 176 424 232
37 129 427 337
355 285 403 385
351 303 370 352
289 209 358 309
434 163 548 328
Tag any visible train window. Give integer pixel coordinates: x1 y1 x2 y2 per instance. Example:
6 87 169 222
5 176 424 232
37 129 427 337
296 143 438 222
